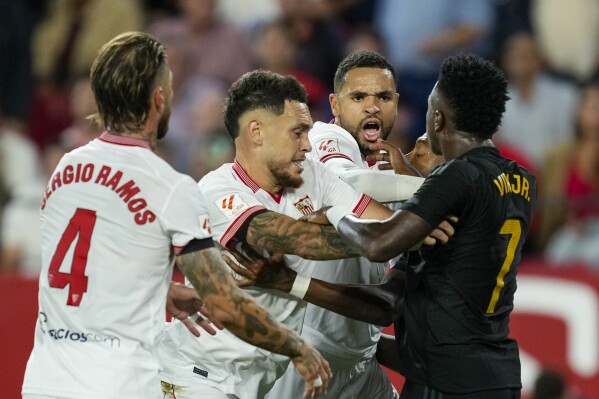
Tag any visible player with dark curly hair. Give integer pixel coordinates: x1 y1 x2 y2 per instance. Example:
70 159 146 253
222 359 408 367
227 54 537 399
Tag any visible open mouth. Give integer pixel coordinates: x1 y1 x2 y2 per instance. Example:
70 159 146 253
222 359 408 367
361 120 382 142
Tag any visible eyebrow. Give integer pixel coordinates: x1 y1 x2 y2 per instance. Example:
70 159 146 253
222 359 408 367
346 89 394 97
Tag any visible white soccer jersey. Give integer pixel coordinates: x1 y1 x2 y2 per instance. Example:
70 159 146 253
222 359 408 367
22 133 213 399
268 122 397 399
309 121 379 169
305 121 387 360
155 157 371 398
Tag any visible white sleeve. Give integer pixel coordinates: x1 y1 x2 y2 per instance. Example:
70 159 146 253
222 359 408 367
198 177 267 250
312 160 372 216
162 176 215 255
339 169 424 203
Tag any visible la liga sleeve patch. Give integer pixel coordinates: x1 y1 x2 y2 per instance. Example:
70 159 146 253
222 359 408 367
315 138 340 157
214 193 249 219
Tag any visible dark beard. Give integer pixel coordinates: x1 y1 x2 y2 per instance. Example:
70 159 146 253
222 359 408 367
267 158 304 189
338 116 391 154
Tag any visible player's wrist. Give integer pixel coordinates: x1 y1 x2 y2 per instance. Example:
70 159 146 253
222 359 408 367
289 274 311 299
326 206 354 231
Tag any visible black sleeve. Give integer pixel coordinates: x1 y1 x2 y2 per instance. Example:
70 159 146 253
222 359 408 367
179 237 214 255
233 208 270 244
400 160 474 227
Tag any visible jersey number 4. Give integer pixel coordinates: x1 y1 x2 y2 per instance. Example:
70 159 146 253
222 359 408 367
48 208 97 307
486 219 522 314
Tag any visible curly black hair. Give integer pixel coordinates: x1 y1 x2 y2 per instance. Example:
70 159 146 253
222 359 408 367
223 70 308 139
436 54 509 139
334 51 396 93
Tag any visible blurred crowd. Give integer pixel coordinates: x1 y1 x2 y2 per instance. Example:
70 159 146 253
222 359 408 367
1 0 599 285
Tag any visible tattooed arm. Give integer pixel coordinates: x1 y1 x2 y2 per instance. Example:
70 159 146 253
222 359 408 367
176 246 331 396
245 211 361 260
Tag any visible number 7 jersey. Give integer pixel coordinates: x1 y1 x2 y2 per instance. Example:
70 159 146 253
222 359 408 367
22 133 213 399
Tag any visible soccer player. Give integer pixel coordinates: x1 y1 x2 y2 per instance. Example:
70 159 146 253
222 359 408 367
21 32 330 399
267 51 440 399
154 69 420 399
228 54 537 399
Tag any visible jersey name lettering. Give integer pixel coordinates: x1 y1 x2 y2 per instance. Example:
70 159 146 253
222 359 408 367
41 163 156 225
493 172 531 202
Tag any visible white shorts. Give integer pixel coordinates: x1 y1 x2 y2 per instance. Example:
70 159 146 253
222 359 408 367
161 381 239 399
266 355 399 399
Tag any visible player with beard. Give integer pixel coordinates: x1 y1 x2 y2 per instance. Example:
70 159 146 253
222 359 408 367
22 33 331 399
264 52 445 399
230 54 535 399
154 70 455 399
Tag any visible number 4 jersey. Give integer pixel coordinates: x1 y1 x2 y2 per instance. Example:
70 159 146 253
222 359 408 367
22 133 213 399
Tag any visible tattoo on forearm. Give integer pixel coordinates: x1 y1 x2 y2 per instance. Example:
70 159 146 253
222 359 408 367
247 212 360 259
176 248 302 358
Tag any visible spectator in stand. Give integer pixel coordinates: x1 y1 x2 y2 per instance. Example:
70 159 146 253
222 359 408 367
532 369 576 399
217 0 281 34
58 75 102 150
531 0 599 83
542 81 599 267
148 0 252 86
154 35 226 174
373 0 493 147
0 141 66 277
29 0 144 149
251 20 329 121
498 32 580 169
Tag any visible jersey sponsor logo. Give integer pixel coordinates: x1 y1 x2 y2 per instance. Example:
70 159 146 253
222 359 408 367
215 193 249 219
38 311 121 347
315 138 340 156
293 195 315 215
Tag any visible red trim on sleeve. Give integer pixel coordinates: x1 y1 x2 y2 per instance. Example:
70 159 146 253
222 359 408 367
320 153 353 164
220 205 267 250
352 194 372 217
173 245 185 256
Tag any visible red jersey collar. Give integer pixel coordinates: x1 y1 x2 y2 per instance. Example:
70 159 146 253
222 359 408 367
98 132 151 149
232 159 284 203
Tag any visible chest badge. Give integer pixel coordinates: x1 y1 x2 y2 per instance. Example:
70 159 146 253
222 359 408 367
293 195 315 215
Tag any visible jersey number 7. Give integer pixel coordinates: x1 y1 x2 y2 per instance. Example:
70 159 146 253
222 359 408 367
48 208 97 307
486 219 522 314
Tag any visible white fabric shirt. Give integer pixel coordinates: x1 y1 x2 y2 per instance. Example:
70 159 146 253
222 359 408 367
304 122 389 363
155 157 370 398
22 132 213 399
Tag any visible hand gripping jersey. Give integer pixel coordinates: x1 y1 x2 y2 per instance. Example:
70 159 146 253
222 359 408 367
22 133 213 399
154 158 370 398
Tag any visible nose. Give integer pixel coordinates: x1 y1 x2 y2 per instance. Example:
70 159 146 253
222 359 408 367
300 133 312 153
364 95 381 114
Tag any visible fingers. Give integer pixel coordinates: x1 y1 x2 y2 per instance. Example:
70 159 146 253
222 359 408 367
222 253 255 279
428 228 449 244
447 215 459 224
437 220 455 238
194 315 218 336
377 163 394 171
198 306 224 330
179 317 201 337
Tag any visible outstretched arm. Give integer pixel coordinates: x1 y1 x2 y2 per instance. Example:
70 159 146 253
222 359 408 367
245 211 360 260
177 246 331 397
224 245 405 326
329 208 436 262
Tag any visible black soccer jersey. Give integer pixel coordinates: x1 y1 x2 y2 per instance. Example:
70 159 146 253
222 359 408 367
396 146 536 393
